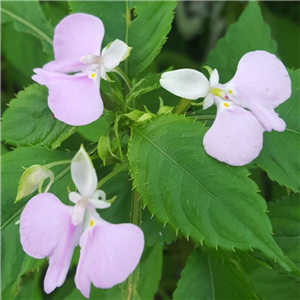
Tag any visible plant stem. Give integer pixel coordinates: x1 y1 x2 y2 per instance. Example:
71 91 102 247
44 159 71 169
97 163 128 189
173 98 191 114
127 189 142 300
114 67 132 90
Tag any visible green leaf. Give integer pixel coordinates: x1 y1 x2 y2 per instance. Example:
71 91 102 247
268 194 300 268
1 147 74 299
1 22 51 87
173 248 260 300
126 72 161 105
206 1 277 82
70 1 177 78
128 114 299 275
0 0 54 55
1 84 76 149
255 69 300 193
77 110 116 143
242 256 300 300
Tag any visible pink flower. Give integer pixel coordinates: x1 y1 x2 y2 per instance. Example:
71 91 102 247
160 51 291 166
20 146 144 298
32 13 131 126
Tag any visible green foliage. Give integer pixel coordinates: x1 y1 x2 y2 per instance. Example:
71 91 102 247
77 110 116 142
242 256 300 300
255 69 300 193
1 147 74 300
268 194 300 268
70 1 176 78
1 85 76 149
128 114 298 274
0 0 54 55
206 1 277 82
173 248 260 300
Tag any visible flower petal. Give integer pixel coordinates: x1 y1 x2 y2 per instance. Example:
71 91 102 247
20 193 82 293
210 69 219 87
69 191 82 204
203 93 214 110
203 101 265 166
44 13 104 73
32 68 103 126
160 69 210 100
71 146 98 198
225 51 291 131
102 39 132 70
75 220 144 298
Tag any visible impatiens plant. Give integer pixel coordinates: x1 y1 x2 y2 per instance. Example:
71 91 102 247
1 1 300 300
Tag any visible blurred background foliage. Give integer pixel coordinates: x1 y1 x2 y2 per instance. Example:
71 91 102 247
1 1 299 299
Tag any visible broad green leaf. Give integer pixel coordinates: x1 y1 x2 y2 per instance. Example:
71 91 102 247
77 110 116 143
206 1 277 82
1 147 74 299
70 1 177 78
255 69 300 192
1 84 76 149
128 114 299 275
0 0 54 55
1 22 51 87
268 194 300 268
173 248 260 300
242 256 300 300
125 72 161 106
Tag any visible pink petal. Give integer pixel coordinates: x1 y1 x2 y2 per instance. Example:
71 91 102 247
20 193 82 293
75 219 144 298
44 13 104 73
225 51 291 131
32 68 103 126
203 100 265 166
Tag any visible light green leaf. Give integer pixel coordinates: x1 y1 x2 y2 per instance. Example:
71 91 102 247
1 84 76 149
77 110 116 143
0 0 54 55
70 1 177 78
268 194 300 268
1 147 74 299
173 248 260 300
206 1 277 82
255 69 300 193
128 114 299 275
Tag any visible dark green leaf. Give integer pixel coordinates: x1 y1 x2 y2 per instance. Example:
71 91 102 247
1 0 54 55
128 114 299 275
173 248 260 300
206 1 277 82
2 84 76 149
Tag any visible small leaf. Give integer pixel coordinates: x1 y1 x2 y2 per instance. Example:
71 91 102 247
1 84 76 149
173 248 260 300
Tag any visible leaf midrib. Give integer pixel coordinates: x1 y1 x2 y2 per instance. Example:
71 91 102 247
0 7 53 46
134 125 284 259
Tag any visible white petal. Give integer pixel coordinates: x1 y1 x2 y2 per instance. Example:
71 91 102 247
160 69 210 100
69 192 82 204
210 69 219 87
203 93 214 110
100 66 108 81
92 190 106 201
80 54 101 65
89 198 111 209
102 39 132 70
71 145 97 198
